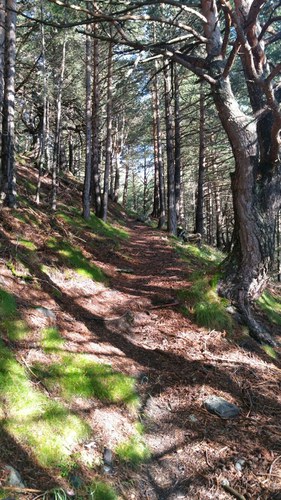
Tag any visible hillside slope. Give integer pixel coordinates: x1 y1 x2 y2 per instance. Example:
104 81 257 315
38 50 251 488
0 165 281 499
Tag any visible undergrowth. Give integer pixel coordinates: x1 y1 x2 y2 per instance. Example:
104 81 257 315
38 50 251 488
176 243 233 332
257 290 281 327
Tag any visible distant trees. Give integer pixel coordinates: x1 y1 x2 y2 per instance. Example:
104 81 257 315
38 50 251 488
0 0 280 342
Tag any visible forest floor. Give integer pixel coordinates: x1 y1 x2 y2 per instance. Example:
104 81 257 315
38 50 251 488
0 165 281 499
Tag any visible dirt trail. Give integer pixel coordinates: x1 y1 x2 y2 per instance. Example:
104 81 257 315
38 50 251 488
1 211 281 499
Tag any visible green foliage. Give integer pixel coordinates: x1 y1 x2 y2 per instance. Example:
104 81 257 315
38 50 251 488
115 435 151 468
40 487 69 500
41 327 64 353
89 481 118 500
33 354 139 407
47 238 107 282
257 291 281 326
0 341 90 467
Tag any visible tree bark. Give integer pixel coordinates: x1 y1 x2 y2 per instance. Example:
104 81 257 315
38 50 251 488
91 25 101 216
174 64 182 223
163 59 177 235
1 0 16 208
83 24 92 220
51 35 66 211
0 0 5 180
100 39 113 222
195 83 206 236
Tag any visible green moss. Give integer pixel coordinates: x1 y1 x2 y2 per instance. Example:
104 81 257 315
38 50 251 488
57 209 129 240
0 289 29 340
0 342 90 467
46 239 107 283
33 354 139 407
18 238 37 250
115 435 151 468
89 481 118 500
41 327 64 353
257 291 281 326
262 345 278 359
176 242 223 267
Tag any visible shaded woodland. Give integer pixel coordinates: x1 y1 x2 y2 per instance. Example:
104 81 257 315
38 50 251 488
0 0 281 498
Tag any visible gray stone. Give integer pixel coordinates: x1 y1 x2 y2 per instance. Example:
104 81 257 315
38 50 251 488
5 466 25 488
235 458 246 472
204 396 240 419
35 307 56 320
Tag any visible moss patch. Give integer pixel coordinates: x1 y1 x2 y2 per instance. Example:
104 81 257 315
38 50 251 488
47 238 107 283
33 354 139 407
257 291 281 326
0 341 90 467
0 288 29 340
41 327 65 353
57 208 129 241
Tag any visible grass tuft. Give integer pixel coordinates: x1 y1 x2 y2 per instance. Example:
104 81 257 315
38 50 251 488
178 274 234 332
115 435 151 468
89 481 118 500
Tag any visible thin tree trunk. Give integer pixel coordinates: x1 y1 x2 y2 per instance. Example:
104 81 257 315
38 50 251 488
151 80 160 218
52 36 66 211
83 23 92 220
36 3 48 205
195 83 206 236
92 25 101 216
101 40 113 221
143 154 148 214
1 0 16 207
174 64 181 222
122 160 129 208
163 59 177 235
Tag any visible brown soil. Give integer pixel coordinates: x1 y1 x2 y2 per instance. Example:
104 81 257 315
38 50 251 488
1 174 281 499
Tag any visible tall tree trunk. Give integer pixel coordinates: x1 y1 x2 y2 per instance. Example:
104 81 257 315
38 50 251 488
1 0 16 207
52 36 66 211
143 154 148 214
163 59 177 235
174 64 181 223
83 24 92 220
0 0 5 179
152 68 165 229
101 40 113 221
36 2 48 205
195 83 206 236
151 80 160 218
92 27 101 216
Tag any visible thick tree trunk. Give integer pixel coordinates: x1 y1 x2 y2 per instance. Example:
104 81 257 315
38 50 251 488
0 0 5 178
213 74 281 344
1 0 16 207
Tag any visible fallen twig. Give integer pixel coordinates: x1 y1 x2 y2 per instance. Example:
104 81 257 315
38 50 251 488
221 482 246 500
0 486 42 493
